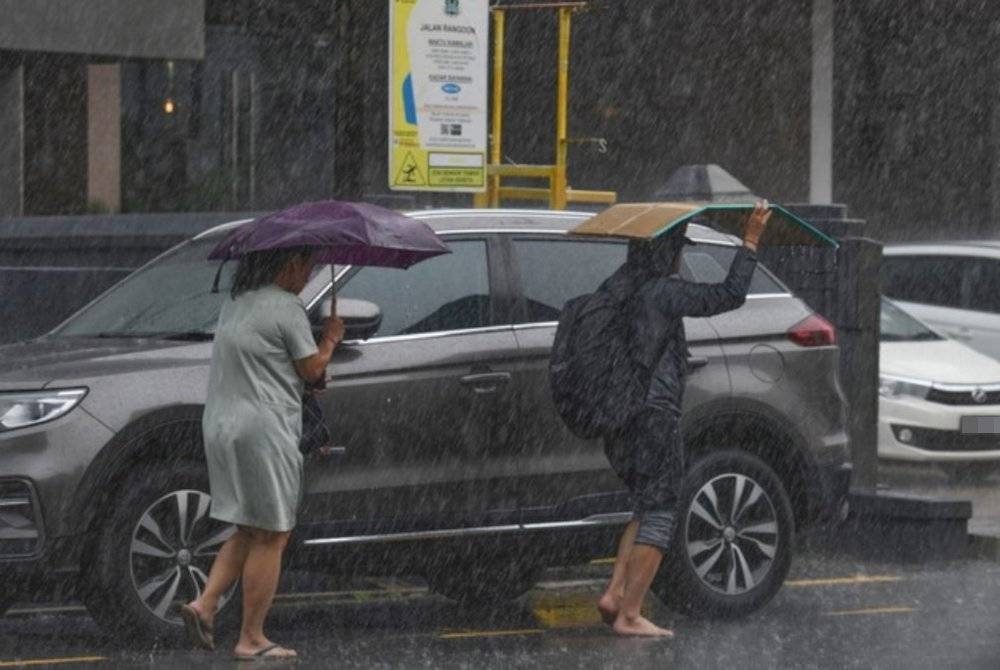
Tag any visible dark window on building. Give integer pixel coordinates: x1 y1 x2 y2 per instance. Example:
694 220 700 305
881 256 965 308
337 240 490 337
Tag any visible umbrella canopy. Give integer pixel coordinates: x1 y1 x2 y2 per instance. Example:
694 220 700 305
208 200 451 268
653 163 757 203
570 202 839 248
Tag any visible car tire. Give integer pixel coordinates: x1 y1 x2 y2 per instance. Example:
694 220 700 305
652 450 795 620
81 461 239 641
426 560 543 607
940 463 1000 484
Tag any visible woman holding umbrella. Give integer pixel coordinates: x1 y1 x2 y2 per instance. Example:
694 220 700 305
179 200 449 659
180 245 344 660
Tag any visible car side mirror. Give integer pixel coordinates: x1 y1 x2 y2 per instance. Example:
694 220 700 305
313 297 382 342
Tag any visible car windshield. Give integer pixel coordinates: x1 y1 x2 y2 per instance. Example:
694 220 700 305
880 298 942 342
53 235 237 339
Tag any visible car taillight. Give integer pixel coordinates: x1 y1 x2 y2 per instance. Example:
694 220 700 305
787 313 837 347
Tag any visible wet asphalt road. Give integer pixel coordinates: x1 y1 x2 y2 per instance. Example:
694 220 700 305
4 548 1000 670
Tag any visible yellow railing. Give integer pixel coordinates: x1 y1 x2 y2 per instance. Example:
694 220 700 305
472 2 617 210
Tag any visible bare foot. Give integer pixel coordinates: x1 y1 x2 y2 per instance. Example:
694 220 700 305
597 591 621 626
233 641 298 660
612 614 675 638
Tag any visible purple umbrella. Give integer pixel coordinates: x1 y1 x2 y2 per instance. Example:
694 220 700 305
207 200 450 268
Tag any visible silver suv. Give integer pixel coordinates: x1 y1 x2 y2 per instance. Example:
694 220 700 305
0 209 850 639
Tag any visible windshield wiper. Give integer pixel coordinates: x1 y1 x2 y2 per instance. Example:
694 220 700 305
154 331 215 341
90 331 214 341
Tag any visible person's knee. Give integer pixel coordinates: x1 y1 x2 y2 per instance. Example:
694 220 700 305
241 526 292 548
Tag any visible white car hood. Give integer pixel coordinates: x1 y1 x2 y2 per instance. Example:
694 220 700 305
881 339 1000 384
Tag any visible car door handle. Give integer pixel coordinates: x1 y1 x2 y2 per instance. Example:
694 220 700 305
460 372 512 394
687 356 710 370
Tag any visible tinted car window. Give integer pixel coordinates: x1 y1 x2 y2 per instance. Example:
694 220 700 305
512 239 626 322
680 244 786 294
511 239 785 324
881 255 964 307
337 240 490 337
57 236 237 337
963 259 1000 313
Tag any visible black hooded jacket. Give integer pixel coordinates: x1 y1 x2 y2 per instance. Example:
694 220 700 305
604 238 758 419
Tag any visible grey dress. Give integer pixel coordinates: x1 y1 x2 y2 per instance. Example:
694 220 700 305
202 284 318 532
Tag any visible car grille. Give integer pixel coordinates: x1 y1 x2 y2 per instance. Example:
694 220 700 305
926 387 1000 406
0 480 43 557
892 425 1000 452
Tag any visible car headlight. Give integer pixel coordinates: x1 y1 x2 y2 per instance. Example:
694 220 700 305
878 376 931 400
0 389 88 432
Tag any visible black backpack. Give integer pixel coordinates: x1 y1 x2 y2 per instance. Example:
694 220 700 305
549 286 642 439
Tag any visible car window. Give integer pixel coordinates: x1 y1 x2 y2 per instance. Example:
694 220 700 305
512 239 627 322
56 236 236 337
880 299 942 342
881 255 965 308
510 239 786 324
335 240 490 337
680 244 787 294
963 259 1000 314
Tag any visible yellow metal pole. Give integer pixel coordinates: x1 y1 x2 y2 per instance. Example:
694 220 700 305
552 7 571 209
489 9 506 207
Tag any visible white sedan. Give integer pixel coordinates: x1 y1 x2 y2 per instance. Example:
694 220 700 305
879 299 1000 482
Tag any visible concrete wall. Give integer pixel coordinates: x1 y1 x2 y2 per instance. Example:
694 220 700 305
0 0 204 59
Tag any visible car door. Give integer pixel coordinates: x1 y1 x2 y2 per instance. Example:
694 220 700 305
504 235 730 514
298 236 522 533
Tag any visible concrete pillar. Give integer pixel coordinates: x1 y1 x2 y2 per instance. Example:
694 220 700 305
0 63 24 217
810 0 834 204
86 63 121 212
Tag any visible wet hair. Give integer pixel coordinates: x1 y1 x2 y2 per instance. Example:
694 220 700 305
627 228 687 281
230 246 313 299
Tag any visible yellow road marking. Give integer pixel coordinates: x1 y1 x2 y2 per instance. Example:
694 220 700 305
589 557 616 566
440 628 545 640
0 656 107 668
787 574 902 588
823 606 915 617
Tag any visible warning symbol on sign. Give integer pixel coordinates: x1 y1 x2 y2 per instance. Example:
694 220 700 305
394 152 426 186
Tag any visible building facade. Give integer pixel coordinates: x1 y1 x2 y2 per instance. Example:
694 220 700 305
1 0 998 242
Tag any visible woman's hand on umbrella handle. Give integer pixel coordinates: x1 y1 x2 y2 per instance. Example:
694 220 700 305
743 199 772 252
323 317 346 348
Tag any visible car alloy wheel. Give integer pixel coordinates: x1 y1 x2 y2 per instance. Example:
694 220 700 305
128 489 236 625
684 473 779 596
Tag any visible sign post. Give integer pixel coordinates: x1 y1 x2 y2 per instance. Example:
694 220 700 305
389 0 489 193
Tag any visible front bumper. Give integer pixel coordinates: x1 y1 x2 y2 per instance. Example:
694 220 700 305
0 405 115 561
879 396 1000 463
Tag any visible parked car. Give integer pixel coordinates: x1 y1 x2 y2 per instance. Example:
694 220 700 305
882 242 1000 361
0 209 851 639
879 298 1000 482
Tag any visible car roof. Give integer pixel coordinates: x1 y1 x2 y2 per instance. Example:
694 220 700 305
885 241 1000 258
192 208 737 245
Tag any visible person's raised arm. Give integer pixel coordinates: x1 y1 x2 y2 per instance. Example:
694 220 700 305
293 316 345 384
656 200 772 318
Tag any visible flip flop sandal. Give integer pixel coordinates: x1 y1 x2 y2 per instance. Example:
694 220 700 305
177 603 215 651
234 644 298 662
